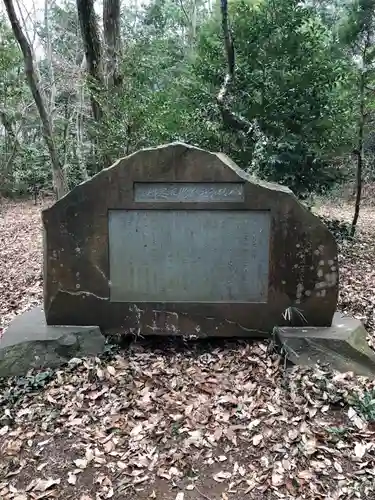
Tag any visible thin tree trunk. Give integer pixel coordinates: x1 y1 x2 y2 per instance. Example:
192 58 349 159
76 0 104 122
0 108 20 150
3 0 68 198
351 74 365 238
103 0 122 88
0 108 20 179
77 0 114 170
44 0 56 116
190 0 197 47
218 0 255 135
76 56 89 180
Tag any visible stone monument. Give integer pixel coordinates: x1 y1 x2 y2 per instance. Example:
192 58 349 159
42 142 339 337
2 142 374 378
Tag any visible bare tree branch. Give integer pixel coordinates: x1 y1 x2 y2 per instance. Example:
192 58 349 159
3 0 68 198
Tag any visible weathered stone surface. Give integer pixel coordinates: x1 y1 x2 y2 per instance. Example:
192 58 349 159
274 312 375 377
0 307 104 378
43 142 338 337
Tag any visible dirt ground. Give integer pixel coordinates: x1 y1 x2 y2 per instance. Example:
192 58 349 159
1 198 375 500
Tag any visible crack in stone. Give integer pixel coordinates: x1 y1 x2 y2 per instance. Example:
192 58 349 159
60 290 108 301
223 318 268 335
94 264 107 282
146 310 269 336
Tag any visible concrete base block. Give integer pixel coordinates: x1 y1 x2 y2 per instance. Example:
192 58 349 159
274 312 375 378
0 306 105 378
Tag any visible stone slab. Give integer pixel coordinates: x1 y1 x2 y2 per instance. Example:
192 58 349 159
43 142 338 337
274 312 375 377
0 307 105 378
109 209 270 302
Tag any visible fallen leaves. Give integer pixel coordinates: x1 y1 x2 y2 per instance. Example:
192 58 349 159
0 201 44 334
1 201 375 499
26 477 61 492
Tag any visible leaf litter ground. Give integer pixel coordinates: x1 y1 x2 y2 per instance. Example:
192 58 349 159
1 199 375 500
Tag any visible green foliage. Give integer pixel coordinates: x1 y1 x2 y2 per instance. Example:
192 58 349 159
0 0 373 199
0 370 54 406
352 390 375 422
188 0 355 196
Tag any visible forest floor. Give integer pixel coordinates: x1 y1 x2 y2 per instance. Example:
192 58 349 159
1 198 375 500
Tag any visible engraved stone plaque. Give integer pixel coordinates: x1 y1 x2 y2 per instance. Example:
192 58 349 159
134 182 245 202
109 210 270 302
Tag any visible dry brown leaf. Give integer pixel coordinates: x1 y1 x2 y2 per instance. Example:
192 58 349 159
271 472 284 487
334 461 343 473
348 407 365 429
252 434 263 446
213 471 231 482
302 439 317 456
225 427 237 445
105 487 114 498
86 448 95 463
298 470 313 480
33 478 61 492
107 365 116 376
74 459 88 469
130 423 143 436
67 472 77 485
288 429 299 441
248 419 261 430
103 440 115 453
354 442 367 459
213 427 223 442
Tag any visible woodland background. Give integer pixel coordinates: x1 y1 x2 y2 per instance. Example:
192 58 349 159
1 0 375 214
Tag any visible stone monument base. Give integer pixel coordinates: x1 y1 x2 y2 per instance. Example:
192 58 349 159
0 307 105 378
274 312 375 377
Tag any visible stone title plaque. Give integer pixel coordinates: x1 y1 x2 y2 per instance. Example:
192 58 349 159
134 182 245 202
109 210 270 303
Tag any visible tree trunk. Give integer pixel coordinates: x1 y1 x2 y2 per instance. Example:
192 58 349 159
103 0 122 88
0 108 20 150
351 74 365 238
217 0 256 136
76 0 104 122
0 107 20 168
44 0 56 116
77 0 114 170
0 108 20 186
3 0 68 199
76 56 89 180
